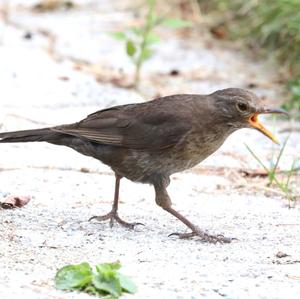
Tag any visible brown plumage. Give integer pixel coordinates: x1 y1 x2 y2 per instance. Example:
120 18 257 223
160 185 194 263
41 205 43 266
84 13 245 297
0 88 286 243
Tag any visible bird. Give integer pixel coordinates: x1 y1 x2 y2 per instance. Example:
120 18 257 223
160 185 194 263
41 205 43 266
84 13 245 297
0 88 286 243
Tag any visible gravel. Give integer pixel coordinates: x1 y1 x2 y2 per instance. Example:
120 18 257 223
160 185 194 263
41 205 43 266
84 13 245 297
0 1 299 299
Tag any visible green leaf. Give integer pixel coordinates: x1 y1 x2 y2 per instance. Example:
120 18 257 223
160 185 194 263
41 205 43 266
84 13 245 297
92 274 122 298
145 32 161 44
55 261 137 298
161 18 192 28
140 47 154 61
55 262 93 291
117 273 137 294
110 31 127 40
96 262 121 273
96 262 121 280
126 40 137 57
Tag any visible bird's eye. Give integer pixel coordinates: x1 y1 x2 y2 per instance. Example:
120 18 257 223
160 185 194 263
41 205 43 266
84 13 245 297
236 102 248 112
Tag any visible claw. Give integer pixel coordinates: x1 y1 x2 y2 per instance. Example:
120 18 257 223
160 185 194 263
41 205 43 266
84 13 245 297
168 232 196 238
168 229 235 243
89 211 144 229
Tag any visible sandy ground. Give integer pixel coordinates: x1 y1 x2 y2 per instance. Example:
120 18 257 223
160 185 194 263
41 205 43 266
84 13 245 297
0 1 300 299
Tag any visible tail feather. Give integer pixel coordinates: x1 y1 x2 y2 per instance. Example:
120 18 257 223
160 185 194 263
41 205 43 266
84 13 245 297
0 128 56 143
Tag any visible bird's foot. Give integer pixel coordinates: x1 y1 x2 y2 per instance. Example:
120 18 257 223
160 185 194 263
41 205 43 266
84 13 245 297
89 211 144 229
169 228 235 244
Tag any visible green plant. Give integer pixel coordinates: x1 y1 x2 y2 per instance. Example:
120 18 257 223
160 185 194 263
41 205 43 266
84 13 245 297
55 261 137 298
111 0 192 87
198 0 300 74
283 76 300 116
247 0 300 73
245 136 298 203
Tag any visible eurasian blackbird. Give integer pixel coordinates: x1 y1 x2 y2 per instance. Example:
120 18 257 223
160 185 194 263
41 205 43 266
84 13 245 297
0 88 286 243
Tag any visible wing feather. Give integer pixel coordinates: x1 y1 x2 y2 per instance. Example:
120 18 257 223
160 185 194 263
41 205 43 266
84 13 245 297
52 100 191 150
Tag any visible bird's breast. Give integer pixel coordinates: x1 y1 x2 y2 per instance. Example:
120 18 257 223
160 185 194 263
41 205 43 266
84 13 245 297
170 128 229 172
101 127 232 183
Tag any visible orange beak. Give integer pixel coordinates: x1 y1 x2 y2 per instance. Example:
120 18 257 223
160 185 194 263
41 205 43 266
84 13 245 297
248 108 288 145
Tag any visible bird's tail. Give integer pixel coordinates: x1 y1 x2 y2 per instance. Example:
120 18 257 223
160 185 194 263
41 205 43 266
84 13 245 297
0 128 57 143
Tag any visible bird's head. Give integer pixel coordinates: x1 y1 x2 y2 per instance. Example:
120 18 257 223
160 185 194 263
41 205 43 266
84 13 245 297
211 88 288 144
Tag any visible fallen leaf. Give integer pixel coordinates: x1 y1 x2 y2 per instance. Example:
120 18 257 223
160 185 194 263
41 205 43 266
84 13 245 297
210 24 227 39
80 167 90 173
33 0 74 12
169 69 180 76
0 196 31 209
276 251 290 258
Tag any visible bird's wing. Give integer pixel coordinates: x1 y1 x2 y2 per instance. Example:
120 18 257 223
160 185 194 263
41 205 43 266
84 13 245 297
52 104 191 151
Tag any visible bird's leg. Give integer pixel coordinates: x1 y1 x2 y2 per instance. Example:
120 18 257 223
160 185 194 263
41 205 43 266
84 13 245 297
89 174 143 229
154 178 233 243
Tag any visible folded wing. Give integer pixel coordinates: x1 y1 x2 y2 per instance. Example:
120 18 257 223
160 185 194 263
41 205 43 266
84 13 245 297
52 104 190 151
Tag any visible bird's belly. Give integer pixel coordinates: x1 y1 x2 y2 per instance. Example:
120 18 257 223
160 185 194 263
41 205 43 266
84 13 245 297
162 149 208 173
114 147 210 183
84 135 226 184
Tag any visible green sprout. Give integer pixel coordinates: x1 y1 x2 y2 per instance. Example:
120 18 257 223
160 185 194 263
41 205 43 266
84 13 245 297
284 76 300 116
245 136 298 204
55 261 137 298
111 0 192 87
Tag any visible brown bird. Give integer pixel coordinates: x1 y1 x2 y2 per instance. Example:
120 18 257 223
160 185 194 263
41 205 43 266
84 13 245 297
0 88 286 243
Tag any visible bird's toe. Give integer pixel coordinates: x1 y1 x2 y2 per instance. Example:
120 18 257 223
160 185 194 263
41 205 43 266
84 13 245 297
169 229 236 244
89 211 144 230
